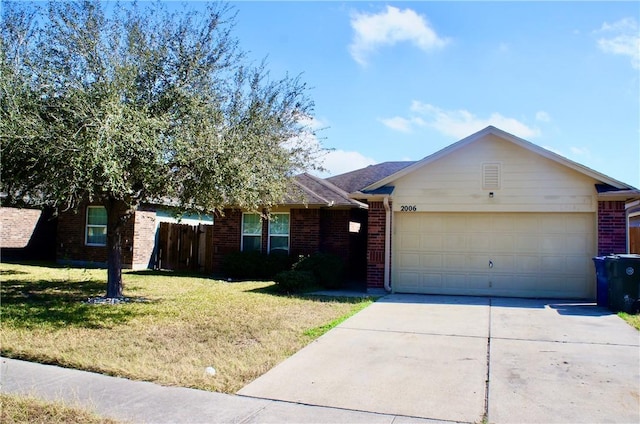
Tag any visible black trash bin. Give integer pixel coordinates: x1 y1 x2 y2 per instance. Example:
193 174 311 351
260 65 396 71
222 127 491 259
592 256 608 307
605 254 640 313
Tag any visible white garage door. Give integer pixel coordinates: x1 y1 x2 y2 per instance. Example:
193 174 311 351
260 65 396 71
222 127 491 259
393 213 595 298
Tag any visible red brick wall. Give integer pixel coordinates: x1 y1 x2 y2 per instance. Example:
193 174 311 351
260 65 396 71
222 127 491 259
210 209 242 271
290 208 320 256
57 202 135 267
598 201 627 255
367 201 387 289
1 207 41 248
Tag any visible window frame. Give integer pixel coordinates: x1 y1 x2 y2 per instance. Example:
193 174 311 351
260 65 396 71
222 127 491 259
241 213 263 252
85 206 108 247
268 212 290 254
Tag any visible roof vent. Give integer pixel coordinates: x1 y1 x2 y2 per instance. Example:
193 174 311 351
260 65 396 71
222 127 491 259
483 163 501 189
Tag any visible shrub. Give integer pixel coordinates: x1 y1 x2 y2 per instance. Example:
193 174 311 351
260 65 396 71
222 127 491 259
294 253 345 290
263 250 294 278
273 270 316 293
222 251 293 280
222 251 262 279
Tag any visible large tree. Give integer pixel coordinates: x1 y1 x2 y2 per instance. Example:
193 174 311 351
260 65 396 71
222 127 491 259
1 1 323 298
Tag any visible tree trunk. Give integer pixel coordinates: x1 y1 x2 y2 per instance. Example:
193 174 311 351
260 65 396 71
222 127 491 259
105 198 125 298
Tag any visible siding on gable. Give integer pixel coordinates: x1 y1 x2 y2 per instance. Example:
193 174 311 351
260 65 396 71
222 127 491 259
391 134 598 213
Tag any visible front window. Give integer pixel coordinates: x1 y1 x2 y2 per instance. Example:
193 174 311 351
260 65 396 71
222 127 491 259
242 213 262 252
269 213 289 253
86 206 107 246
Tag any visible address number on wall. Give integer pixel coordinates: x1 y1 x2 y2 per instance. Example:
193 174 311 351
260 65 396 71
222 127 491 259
400 205 417 212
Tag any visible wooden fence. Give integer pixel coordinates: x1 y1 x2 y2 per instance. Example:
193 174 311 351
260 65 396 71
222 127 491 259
157 222 215 273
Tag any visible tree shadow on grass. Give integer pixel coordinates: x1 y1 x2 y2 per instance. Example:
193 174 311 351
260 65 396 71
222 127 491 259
1 277 154 330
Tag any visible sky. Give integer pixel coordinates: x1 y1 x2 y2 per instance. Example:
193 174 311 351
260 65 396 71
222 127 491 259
223 1 640 187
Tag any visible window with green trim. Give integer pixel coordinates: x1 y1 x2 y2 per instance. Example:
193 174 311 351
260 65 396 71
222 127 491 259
86 206 107 246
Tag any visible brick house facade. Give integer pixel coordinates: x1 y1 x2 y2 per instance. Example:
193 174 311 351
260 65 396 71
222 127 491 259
49 173 369 281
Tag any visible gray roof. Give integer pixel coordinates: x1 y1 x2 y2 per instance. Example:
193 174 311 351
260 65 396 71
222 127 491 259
289 173 367 208
326 161 415 193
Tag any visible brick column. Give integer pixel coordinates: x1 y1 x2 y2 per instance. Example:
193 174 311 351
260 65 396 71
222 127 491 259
367 201 387 289
210 209 242 272
597 201 626 255
132 210 156 269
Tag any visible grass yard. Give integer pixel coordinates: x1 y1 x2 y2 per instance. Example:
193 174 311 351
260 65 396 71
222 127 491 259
1 262 374 393
619 312 640 330
0 393 120 424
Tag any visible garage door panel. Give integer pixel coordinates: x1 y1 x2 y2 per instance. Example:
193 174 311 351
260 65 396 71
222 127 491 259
398 271 420 289
422 273 443 287
542 216 566 232
400 234 420 249
566 234 591 253
398 252 420 267
541 235 565 253
445 235 467 251
566 215 591 232
445 255 467 268
422 235 443 250
421 253 443 268
393 212 595 298
491 235 515 252
516 256 540 272
493 216 516 231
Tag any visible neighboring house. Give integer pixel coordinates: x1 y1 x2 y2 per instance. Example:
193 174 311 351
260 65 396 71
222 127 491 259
337 126 639 298
0 205 57 261
56 202 213 270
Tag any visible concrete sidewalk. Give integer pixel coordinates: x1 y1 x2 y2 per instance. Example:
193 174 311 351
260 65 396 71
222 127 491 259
0 357 443 423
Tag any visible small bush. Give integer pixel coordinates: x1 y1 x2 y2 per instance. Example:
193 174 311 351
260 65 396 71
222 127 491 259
222 251 263 279
222 251 293 280
294 253 345 290
263 251 294 278
274 270 316 293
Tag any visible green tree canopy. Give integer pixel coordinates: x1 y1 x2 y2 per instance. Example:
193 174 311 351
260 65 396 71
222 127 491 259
1 0 324 297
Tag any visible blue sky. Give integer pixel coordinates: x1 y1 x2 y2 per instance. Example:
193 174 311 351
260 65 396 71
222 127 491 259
229 2 640 186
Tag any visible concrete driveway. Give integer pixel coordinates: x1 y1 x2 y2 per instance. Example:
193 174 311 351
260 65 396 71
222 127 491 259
238 295 640 423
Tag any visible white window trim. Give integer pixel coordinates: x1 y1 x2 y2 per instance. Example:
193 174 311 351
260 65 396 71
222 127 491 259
85 206 107 247
268 212 290 253
241 212 262 252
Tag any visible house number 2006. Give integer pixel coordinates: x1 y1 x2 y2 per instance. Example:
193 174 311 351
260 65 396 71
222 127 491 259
400 205 417 212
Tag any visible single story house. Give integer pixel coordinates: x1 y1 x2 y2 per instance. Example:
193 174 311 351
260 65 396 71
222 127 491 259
53 172 369 283
4 126 638 299
331 126 639 298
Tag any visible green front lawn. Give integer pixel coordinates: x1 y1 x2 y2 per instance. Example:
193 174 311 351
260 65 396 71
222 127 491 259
1 263 373 393
619 312 640 330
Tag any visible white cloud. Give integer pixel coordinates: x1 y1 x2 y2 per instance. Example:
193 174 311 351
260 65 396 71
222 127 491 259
390 102 541 139
349 6 449 66
319 149 377 177
543 145 592 162
570 146 591 157
379 116 413 133
596 17 640 69
535 111 551 122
